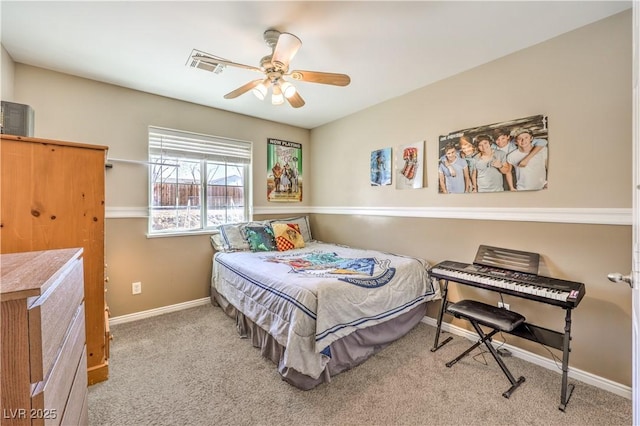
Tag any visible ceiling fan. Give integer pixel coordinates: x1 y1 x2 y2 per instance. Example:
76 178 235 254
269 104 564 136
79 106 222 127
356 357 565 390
191 29 351 108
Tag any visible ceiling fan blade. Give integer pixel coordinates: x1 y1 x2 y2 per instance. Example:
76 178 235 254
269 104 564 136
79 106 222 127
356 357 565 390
193 55 263 73
224 79 264 99
272 32 302 69
289 70 351 86
286 91 305 108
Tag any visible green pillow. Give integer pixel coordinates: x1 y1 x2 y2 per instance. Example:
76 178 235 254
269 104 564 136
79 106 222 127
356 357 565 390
244 225 277 252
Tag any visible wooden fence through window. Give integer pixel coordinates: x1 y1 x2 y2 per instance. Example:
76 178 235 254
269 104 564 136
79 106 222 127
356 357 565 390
153 183 244 207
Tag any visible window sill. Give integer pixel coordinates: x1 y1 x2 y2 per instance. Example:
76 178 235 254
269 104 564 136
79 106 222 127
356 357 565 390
146 229 216 239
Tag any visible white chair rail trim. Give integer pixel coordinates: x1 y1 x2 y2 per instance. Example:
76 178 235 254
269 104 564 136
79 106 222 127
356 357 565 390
106 206 631 226
307 206 632 226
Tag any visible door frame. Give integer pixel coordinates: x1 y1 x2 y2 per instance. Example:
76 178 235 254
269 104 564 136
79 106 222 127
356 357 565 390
632 2 638 424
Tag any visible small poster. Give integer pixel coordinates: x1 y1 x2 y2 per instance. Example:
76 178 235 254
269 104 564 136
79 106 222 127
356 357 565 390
396 141 424 189
370 147 392 186
267 138 302 202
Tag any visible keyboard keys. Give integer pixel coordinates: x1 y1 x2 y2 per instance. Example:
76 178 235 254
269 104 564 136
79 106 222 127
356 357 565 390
430 263 578 306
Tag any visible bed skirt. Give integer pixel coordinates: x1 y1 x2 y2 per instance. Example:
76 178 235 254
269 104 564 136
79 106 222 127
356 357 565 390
210 288 427 390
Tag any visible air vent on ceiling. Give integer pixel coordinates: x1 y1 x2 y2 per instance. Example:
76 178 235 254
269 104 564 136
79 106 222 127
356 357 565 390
188 49 226 74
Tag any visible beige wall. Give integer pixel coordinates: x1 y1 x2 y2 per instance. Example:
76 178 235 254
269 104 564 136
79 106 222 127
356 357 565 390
12 66 311 210
5 9 633 388
11 65 310 316
308 11 633 387
310 215 631 386
310 11 631 209
105 219 215 313
1 45 15 100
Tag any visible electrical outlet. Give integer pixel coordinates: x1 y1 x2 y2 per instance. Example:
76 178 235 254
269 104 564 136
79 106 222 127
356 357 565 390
498 302 510 310
132 281 142 295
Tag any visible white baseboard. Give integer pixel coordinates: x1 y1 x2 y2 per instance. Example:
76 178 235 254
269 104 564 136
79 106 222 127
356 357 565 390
109 297 211 326
109 299 631 400
421 317 632 400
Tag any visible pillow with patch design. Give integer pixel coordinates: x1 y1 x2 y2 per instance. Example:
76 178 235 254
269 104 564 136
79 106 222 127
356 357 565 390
244 225 277 252
272 223 305 251
269 216 312 243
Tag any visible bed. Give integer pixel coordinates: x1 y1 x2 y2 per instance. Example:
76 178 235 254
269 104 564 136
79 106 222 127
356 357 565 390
210 216 441 389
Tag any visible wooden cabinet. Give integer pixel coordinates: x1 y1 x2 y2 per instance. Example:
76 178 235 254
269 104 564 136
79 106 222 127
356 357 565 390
1 248 88 426
0 134 110 384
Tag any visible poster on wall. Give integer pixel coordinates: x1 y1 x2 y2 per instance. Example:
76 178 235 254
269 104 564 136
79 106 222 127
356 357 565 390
437 114 549 194
370 147 392 186
267 138 302 202
396 141 424 189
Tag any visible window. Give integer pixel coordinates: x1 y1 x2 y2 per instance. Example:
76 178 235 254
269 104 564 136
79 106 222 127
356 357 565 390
148 126 252 235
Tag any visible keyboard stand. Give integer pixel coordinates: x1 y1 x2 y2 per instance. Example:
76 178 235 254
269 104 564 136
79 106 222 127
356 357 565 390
509 308 576 411
431 278 453 352
431 276 577 411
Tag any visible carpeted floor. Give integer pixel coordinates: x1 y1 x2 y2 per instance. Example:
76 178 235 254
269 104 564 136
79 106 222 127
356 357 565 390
88 304 632 425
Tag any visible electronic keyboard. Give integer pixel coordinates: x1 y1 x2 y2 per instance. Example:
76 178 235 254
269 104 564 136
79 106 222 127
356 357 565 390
430 245 585 411
429 260 585 308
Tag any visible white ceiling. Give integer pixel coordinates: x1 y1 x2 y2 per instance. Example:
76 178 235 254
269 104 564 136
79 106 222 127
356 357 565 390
1 1 631 129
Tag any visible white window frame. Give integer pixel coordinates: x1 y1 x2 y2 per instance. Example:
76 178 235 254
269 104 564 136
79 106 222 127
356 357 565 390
148 126 252 236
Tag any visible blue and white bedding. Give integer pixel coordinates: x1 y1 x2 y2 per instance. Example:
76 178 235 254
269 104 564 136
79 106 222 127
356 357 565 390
212 241 440 379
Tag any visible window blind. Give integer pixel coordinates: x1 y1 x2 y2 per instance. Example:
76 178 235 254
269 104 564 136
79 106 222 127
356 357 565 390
149 126 252 164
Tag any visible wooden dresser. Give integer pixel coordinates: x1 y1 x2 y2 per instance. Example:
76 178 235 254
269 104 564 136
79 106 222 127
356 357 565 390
0 134 110 384
1 248 88 426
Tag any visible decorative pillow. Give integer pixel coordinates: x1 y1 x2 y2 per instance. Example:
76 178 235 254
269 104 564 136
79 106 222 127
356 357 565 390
218 221 267 252
272 223 305 251
218 223 251 251
244 225 277 252
269 216 312 243
210 231 225 252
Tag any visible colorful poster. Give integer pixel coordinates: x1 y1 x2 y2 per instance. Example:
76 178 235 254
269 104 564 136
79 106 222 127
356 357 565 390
396 141 424 189
370 147 392 186
438 114 549 194
267 138 302 202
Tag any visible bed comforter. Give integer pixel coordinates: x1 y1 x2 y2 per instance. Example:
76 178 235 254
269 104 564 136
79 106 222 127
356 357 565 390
212 241 440 379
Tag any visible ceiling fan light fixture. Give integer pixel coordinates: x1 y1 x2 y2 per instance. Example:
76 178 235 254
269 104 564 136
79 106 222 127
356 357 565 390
271 93 284 105
280 81 297 98
271 32 302 69
271 84 284 105
202 29 350 108
252 80 270 100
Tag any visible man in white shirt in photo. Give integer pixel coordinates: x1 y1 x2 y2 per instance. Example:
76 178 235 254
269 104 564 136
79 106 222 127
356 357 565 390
506 128 548 191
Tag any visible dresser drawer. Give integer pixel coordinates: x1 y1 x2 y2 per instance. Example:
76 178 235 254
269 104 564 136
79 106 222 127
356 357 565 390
77 393 88 426
59 349 87 426
31 303 86 426
28 257 84 383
